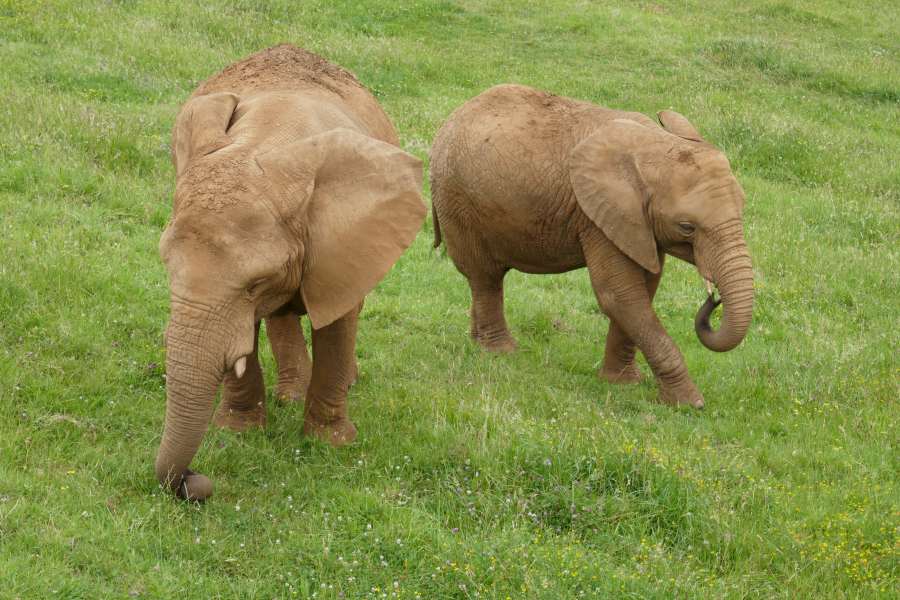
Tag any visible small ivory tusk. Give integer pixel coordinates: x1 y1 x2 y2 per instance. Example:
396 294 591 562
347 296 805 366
705 279 714 297
234 356 247 379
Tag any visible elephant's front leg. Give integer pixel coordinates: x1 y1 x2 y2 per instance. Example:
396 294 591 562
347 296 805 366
302 309 359 446
214 322 267 430
599 252 665 384
266 312 312 403
582 231 703 408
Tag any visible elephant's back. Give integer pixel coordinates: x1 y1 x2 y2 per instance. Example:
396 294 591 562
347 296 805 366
430 85 596 272
431 84 657 217
432 85 582 191
189 44 399 145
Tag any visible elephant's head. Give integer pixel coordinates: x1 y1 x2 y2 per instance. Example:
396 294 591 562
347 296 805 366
569 112 753 353
156 93 425 500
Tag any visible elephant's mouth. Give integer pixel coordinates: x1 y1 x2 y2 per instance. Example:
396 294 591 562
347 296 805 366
666 243 695 264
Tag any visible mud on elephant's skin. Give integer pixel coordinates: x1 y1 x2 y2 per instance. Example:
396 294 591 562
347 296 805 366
430 84 754 408
155 44 427 501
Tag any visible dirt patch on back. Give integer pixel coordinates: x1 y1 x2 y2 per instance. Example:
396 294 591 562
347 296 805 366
677 149 697 165
193 44 365 99
483 84 582 115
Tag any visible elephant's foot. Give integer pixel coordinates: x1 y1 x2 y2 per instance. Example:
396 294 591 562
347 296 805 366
213 401 266 431
657 380 705 409
303 417 357 447
473 330 518 353
176 469 214 502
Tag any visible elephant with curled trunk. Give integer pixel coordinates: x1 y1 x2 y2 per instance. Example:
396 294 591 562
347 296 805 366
430 84 753 408
156 44 426 501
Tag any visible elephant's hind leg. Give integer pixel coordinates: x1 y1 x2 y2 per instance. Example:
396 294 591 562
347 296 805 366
599 253 665 384
436 189 517 353
214 322 267 430
266 312 312 403
468 270 517 353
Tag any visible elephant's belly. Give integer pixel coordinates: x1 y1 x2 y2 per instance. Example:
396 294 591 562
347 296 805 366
510 258 586 275
475 216 586 275
473 194 588 274
504 243 586 275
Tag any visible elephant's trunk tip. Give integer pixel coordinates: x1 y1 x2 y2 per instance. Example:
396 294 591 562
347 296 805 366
694 294 723 344
694 284 753 353
156 463 214 502
179 470 214 501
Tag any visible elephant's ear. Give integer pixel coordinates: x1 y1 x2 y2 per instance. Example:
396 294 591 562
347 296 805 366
657 110 704 142
569 119 662 274
172 92 239 177
256 128 426 329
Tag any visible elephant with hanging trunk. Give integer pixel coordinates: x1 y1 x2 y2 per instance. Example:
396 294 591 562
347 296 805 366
430 84 753 408
156 44 426 501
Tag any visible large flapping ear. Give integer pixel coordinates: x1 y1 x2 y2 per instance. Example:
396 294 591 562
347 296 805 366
657 110 704 142
569 119 667 274
172 92 239 177
255 128 426 329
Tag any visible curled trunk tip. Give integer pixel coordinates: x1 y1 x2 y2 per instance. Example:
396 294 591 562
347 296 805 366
694 295 723 345
694 279 754 353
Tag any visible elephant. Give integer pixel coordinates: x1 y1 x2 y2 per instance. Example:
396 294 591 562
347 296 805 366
429 84 753 408
155 44 426 501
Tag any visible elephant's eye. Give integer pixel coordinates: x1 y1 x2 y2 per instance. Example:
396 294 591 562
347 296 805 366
678 222 695 236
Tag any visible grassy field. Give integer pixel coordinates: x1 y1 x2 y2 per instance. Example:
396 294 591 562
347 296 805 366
1 0 898 597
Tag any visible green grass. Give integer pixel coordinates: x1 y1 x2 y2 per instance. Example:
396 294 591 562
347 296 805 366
1 0 898 597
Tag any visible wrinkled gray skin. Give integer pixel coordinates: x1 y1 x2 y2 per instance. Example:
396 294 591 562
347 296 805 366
156 45 426 501
430 84 754 408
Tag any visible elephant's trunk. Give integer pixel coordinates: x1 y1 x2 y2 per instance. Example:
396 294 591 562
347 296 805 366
695 219 754 353
154 306 225 501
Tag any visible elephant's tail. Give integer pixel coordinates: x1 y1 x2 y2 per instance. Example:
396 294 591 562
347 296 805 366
431 201 442 248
